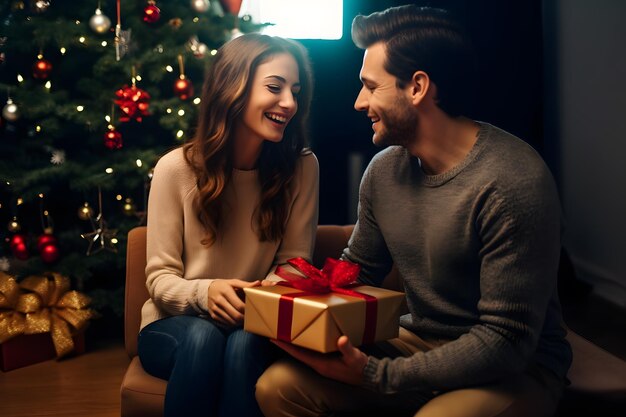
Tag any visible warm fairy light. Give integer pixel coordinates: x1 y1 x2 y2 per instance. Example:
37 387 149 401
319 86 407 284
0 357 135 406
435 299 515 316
210 49 218 56
17 74 24 82
105 115 111 122
136 159 143 167
105 168 114 174
193 97 201 105
36 125 42 132
60 47 67 54
76 105 84 112
111 238 118 244
176 130 184 138
75 20 81 25
165 65 174 72
39 193 44 198
193 17 199 23
17 198 23 205
166 108 172 113
107 123 114 130
178 109 185 116
45 81 52 89
79 36 86 43
43 210 49 216
116 195 123 201
101 41 107 47
136 75 142 81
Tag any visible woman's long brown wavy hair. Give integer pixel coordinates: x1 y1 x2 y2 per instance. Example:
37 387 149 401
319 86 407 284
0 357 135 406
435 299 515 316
183 33 313 246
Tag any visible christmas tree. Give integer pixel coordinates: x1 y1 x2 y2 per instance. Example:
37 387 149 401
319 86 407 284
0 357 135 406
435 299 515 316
0 0 263 319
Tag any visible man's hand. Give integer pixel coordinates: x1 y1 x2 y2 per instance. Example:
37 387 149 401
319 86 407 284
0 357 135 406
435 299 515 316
207 279 260 326
271 335 368 385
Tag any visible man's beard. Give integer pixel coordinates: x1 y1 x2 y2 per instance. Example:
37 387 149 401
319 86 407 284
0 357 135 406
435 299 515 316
374 95 418 147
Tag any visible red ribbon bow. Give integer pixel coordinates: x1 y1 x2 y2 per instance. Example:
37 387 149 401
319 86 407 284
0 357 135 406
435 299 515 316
275 257 360 293
275 258 377 347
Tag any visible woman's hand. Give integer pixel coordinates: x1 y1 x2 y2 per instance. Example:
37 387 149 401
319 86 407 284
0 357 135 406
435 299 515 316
207 279 260 326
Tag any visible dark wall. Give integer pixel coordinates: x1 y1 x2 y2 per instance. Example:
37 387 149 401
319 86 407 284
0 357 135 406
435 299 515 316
299 0 544 225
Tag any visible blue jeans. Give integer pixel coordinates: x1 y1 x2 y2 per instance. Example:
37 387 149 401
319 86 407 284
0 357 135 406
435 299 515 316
138 315 278 417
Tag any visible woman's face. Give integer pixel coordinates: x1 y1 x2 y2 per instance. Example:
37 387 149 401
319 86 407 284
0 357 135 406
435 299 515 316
238 53 301 145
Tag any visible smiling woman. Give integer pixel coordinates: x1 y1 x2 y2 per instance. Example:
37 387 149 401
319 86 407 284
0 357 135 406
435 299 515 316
135 33 319 417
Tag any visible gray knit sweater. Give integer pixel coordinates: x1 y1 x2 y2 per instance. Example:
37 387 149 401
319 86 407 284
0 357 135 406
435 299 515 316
345 122 572 394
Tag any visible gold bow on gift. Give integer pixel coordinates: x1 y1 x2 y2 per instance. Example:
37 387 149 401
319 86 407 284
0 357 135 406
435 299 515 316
0 271 93 358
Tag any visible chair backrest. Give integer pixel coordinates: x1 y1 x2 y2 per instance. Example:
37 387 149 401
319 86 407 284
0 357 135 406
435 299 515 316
123 224 403 357
124 226 148 357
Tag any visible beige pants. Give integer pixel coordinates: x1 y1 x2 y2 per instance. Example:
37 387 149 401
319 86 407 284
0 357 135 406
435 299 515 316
256 328 565 417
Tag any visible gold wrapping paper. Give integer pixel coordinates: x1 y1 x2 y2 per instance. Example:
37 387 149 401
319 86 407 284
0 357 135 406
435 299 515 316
0 272 93 358
244 284 405 353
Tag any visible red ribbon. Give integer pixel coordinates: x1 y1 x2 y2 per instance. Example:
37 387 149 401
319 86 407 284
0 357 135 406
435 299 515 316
275 258 377 346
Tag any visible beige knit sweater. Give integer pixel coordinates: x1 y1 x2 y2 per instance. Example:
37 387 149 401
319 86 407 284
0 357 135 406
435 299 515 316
140 147 319 330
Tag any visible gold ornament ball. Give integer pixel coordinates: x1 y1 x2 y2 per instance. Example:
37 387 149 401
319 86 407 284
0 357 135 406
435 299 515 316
191 0 211 13
123 198 136 216
2 98 19 122
89 8 111 34
78 203 94 220
8 218 21 233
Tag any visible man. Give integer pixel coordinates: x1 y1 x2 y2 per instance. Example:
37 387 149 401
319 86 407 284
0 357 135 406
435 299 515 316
256 5 572 417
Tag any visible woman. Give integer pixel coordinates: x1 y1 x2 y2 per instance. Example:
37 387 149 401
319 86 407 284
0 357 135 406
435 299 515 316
137 33 318 417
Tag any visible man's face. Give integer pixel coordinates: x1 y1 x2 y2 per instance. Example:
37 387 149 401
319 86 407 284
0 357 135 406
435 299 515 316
354 42 418 147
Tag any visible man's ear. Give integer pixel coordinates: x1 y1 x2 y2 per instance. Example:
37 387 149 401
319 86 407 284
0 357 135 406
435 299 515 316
409 71 433 106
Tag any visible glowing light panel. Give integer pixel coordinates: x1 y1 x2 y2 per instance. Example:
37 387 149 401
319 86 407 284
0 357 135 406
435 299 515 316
243 0 343 40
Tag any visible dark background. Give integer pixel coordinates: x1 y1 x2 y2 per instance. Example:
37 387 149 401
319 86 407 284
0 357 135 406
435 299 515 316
299 0 544 224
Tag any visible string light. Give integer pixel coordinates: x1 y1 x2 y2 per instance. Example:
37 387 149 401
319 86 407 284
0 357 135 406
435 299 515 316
210 49 218 56
77 105 84 112
176 130 184 138
136 159 143 167
36 125 42 132
116 195 123 201
79 36 86 43
177 109 185 116
165 65 173 72
17 74 24 82
45 81 52 89
105 168 114 174
166 108 172 114
193 98 201 105
60 47 67 55
101 41 107 47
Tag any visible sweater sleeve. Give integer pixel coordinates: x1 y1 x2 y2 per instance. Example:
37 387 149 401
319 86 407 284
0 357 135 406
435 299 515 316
266 152 319 280
342 160 393 286
362 170 563 393
145 150 213 316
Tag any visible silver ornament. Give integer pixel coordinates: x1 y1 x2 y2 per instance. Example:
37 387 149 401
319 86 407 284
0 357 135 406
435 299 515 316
191 0 210 13
2 98 19 122
89 8 111 34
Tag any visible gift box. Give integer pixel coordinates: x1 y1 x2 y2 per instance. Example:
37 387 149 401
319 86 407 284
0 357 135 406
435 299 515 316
244 257 405 353
1 331 85 372
0 272 93 372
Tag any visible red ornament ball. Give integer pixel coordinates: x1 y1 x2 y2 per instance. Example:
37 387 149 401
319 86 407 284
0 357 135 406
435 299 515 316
10 234 29 260
40 242 60 263
33 58 53 79
143 4 161 23
37 233 57 252
104 129 123 149
9 234 25 249
115 85 151 122
174 78 194 100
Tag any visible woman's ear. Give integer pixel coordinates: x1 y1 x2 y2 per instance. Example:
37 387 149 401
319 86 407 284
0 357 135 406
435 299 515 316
409 71 432 106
